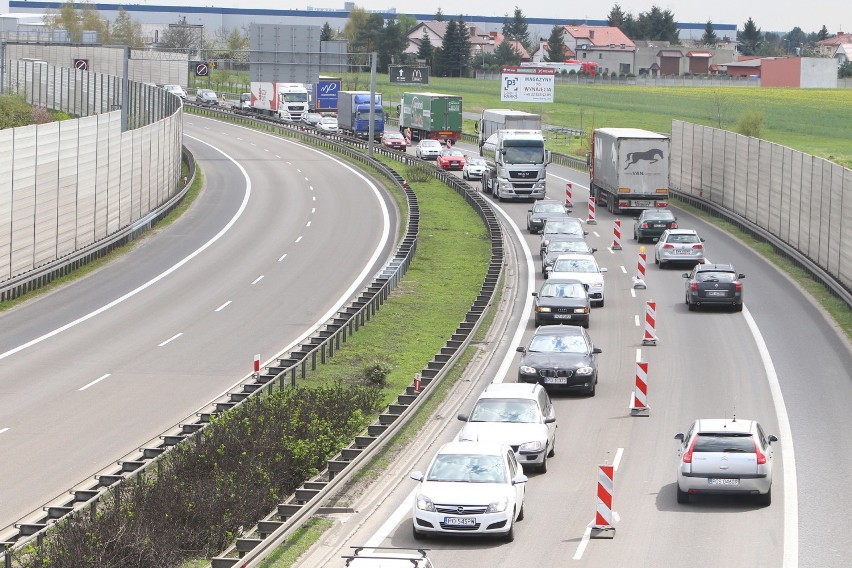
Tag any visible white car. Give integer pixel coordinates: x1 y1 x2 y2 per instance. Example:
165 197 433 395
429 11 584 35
317 116 339 133
463 157 487 180
415 139 442 160
457 383 557 473
410 441 527 541
654 228 705 268
162 84 187 100
545 253 607 307
675 418 777 506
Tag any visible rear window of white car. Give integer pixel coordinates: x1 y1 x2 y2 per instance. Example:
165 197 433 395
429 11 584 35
693 433 754 452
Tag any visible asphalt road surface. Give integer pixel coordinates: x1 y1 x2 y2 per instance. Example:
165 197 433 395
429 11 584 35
0 116 398 534
299 145 852 568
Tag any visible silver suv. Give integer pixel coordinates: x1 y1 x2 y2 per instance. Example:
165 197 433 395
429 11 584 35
674 418 777 505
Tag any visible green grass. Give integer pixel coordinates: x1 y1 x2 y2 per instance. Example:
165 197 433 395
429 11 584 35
255 518 335 568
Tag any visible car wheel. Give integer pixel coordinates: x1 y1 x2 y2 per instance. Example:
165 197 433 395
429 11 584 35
597 298 605 308
502 521 516 542
659 260 667 269
587 379 596 397
412 524 426 540
688 301 697 312
583 320 589 329
757 487 771 507
733 303 744 312
534 318 541 327
538 456 548 474
517 503 525 521
654 255 660 265
676 484 690 504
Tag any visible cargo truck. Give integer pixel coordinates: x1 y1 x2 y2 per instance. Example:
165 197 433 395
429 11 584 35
249 82 309 121
481 129 551 201
306 76 342 112
399 92 462 144
478 109 541 153
337 91 384 140
589 128 670 214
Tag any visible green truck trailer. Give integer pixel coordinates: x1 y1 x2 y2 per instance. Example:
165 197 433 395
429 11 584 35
399 92 463 144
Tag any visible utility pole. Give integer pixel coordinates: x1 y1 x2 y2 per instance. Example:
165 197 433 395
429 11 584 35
368 51 376 158
121 46 130 132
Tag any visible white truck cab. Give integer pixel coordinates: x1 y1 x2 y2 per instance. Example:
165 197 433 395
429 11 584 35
481 129 551 201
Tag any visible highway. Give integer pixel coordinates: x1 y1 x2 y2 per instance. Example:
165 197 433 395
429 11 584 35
299 148 852 568
0 116 399 534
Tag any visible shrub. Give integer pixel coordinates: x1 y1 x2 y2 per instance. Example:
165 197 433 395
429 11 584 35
736 109 765 138
404 163 432 183
361 358 394 388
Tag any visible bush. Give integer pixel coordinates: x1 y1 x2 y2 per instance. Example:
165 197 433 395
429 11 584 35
361 358 394 388
404 163 432 183
736 109 765 138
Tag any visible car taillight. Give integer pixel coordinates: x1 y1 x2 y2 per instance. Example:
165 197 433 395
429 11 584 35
692 244 703 249
682 436 698 463
754 439 767 464
671 222 678 229
662 244 674 249
640 222 649 228
655 202 668 207
735 281 743 292
690 281 698 291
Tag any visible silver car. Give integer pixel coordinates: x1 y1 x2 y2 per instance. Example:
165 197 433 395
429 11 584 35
463 157 487 181
654 229 705 268
415 139 442 160
674 418 777 505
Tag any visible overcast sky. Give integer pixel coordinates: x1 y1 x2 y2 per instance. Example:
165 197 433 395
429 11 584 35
118 1 850 35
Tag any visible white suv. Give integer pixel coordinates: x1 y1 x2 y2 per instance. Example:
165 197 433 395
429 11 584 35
457 382 557 473
163 84 187 100
674 418 778 505
545 253 607 307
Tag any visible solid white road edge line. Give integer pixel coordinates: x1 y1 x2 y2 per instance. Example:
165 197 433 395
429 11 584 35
79 374 111 391
744 306 799 568
0 135 252 363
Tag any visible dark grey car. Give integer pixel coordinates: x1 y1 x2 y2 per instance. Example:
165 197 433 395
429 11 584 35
195 89 218 106
532 279 591 328
634 209 677 242
516 325 601 395
539 217 587 258
542 238 597 275
683 263 745 311
527 200 569 233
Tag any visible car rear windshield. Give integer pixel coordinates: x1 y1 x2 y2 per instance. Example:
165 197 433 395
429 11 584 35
693 433 754 452
643 211 674 220
470 398 540 423
550 241 589 253
535 203 565 213
540 282 585 298
546 222 583 235
668 234 699 243
696 271 736 282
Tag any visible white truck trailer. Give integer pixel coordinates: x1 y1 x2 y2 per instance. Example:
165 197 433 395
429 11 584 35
478 109 542 152
248 82 309 121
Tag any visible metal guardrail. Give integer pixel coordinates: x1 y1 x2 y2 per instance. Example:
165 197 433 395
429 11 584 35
2 106 505 568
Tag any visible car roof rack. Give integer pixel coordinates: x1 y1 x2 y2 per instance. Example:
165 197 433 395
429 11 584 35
343 546 431 566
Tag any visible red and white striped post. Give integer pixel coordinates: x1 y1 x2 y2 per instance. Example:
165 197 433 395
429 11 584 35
642 301 658 346
611 219 622 250
591 464 616 538
253 354 261 378
632 246 647 289
413 372 423 393
630 361 650 416
565 182 573 210
586 195 597 225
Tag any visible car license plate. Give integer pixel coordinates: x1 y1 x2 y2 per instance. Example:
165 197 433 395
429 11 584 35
553 314 574 319
708 478 740 486
544 377 568 384
654 223 666 227
444 517 476 525
706 290 727 297
634 200 652 207
675 249 692 255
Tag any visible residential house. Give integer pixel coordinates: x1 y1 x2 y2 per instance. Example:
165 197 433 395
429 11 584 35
405 20 494 58
833 43 852 63
562 25 635 75
816 32 852 57
530 39 576 63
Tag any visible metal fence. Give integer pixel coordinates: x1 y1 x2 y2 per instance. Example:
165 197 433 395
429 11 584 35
671 120 852 296
0 60 184 290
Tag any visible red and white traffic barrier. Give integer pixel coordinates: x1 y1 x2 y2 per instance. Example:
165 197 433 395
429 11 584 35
591 464 616 538
611 219 622 250
632 247 647 289
586 196 597 225
413 372 423 393
642 301 658 346
253 353 261 378
565 182 573 210
630 361 650 416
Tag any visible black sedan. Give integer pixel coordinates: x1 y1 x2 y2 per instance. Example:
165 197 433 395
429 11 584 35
683 263 745 311
634 209 677 242
542 238 597 275
539 217 587 258
527 200 569 234
516 325 601 395
532 279 590 328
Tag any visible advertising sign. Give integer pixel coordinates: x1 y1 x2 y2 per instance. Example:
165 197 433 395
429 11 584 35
500 66 555 103
389 66 430 84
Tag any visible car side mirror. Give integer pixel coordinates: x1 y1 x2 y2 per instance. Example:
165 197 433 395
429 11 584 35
531 292 539 297
739 274 746 278
592 347 602 354
768 434 778 442
674 433 685 441
516 346 525 353
600 267 608 273
513 474 529 484
682 273 689 278
410 471 424 481
528 209 533 213
700 238 706 242
584 231 589 236
457 413 469 421
545 266 552 273
591 248 598 253
545 416 557 424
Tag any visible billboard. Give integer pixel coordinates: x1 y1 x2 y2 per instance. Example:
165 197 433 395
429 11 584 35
500 66 555 103
389 66 429 84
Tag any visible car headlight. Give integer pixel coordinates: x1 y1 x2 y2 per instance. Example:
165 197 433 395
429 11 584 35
589 282 603 289
533 181 546 189
498 179 513 189
416 494 435 512
574 308 589 314
486 497 508 513
575 366 594 376
536 307 551 313
519 365 538 375
518 441 544 452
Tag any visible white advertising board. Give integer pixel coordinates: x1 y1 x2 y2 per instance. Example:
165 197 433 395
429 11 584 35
501 66 556 103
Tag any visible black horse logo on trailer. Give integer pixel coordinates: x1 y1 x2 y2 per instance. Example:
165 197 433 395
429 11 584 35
624 148 664 169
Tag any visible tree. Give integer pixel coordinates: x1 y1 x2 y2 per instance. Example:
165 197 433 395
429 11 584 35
784 26 807 54
737 17 762 56
736 109 765 138
417 29 434 65
839 60 852 78
343 6 369 49
378 18 410 72
320 22 335 41
440 18 461 77
702 21 718 46
502 7 532 52
111 7 144 47
635 6 679 44
494 38 521 66
607 4 626 28
435 8 444 22
80 4 109 43
159 16 202 53
817 25 829 41
545 25 567 62
43 1 82 43
456 16 472 76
